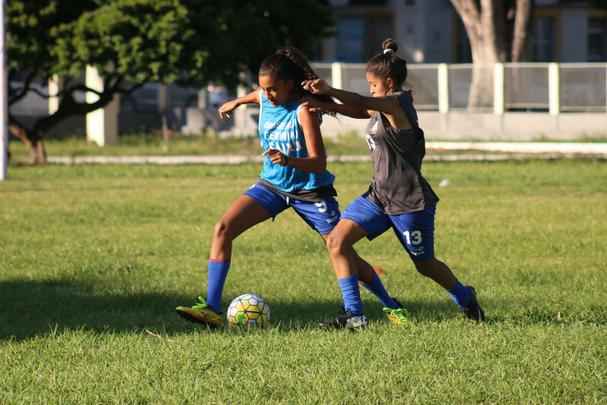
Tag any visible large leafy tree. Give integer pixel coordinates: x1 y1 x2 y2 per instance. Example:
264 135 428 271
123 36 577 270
8 0 333 163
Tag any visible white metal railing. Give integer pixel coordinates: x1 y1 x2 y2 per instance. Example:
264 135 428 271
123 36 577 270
311 62 607 114
7 62 607 146
10 63 607 117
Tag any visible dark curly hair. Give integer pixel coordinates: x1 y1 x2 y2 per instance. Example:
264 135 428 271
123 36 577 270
259 47 332 104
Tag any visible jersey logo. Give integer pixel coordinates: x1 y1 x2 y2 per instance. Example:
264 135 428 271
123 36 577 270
366 134 376 152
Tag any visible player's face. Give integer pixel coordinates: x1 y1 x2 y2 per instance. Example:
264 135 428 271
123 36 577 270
259 73 294 105
366 72 393 97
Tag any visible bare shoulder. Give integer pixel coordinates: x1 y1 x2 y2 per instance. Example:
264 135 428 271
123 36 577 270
298 102 320 124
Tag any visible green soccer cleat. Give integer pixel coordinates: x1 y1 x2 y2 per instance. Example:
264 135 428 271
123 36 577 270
383 304 410 326
176 296 224 328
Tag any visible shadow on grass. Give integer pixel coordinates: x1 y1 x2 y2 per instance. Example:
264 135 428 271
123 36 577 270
4 279 604 341
0 279 471 341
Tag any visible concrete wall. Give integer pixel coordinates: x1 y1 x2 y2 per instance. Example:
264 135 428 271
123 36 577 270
320 112 607 141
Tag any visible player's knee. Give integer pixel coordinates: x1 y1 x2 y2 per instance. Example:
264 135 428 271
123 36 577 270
213 219 233 241
325 232 350 256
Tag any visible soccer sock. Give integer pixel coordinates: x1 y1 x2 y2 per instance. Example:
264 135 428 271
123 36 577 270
361 273 400 309
448 282 472 308
338 275 363 316
206 260 230 312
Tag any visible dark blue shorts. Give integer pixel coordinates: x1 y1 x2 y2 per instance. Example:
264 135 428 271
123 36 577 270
342 196 436 261
245 183 340 236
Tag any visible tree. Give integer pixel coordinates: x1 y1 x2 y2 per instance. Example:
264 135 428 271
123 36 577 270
450 0 532 108
7 0 333 163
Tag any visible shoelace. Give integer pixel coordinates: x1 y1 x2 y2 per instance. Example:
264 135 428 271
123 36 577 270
191 296 209 310
385 307 409 319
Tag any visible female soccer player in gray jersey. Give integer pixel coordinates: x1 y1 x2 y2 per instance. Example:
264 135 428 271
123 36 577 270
303 39 485 328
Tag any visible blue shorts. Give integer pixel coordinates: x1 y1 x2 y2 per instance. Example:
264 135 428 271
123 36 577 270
245 183 340 236
342 196 436 261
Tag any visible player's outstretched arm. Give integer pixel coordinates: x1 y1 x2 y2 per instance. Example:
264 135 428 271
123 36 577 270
302 79 400 116
218 89 259 120
303 97 370 119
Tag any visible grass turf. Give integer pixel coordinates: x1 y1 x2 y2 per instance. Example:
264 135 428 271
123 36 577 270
1 160 606 403
8 132 369 158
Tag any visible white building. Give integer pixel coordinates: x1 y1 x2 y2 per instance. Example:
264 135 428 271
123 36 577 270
319 0 607 63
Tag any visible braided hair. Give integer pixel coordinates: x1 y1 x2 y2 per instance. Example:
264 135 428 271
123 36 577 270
366 39 408 90
259 47 333 105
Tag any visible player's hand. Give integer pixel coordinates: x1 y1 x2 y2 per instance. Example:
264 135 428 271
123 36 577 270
266 149 288 166
301 98 328 114
302 79 330 95
218 100 239 120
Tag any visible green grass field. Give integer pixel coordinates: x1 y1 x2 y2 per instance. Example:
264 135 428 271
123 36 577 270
9 132 372 159
1 160 606 403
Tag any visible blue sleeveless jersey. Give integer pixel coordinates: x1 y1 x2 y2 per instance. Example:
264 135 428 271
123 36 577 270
257 91 334 192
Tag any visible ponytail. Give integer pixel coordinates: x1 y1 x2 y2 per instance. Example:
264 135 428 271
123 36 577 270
367 38 408 89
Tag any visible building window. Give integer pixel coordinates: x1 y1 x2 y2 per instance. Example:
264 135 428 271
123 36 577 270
588 18 607 62
336 17 365 62
531 16 555 61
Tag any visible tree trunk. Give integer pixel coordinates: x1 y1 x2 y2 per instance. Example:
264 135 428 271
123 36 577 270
8 124 47 164
451 0 532 110
468 39 499 109
30 138 47 165
511 0 532 63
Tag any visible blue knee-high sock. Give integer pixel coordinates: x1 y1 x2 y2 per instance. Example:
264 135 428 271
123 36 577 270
361 273 400 309
207 260 230 312
448 282 472 308
338 276 363 316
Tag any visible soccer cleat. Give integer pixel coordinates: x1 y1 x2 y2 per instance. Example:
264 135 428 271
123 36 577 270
383 299 410 325
319 310 368 330
176 296 224 328
462 287 485 322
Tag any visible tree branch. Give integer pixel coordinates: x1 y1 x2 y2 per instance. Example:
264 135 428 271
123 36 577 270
31 75 127 135
511 0 531 62
480 0 498 57
450 0 482 41
8 69 39 106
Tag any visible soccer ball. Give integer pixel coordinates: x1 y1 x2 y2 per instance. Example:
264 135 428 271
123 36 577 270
226 293 270 328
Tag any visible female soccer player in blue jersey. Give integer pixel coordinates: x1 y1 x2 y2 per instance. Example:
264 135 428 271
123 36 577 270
303 39 485 328
176 47 403 328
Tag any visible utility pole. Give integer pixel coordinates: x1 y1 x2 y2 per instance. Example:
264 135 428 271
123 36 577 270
0 0 7 181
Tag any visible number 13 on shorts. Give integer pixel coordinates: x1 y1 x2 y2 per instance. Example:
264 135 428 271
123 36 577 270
403 230 423 245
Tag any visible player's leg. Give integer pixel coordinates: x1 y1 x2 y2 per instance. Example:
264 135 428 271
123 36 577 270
413 258 484 321
319 219 369 329
390 205 485 321
290 197 367 329
337 196 406 312
209 195 273 261
177 184 286 326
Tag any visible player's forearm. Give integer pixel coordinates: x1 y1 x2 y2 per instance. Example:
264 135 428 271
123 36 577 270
326 87 367 109
287 156 327 173
234 89 260 106
327 102 370 119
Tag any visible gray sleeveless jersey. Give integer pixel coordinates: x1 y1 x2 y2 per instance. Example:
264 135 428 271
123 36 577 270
364 91 439 214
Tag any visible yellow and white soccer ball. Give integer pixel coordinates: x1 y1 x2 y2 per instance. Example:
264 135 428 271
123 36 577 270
226 293 270 328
